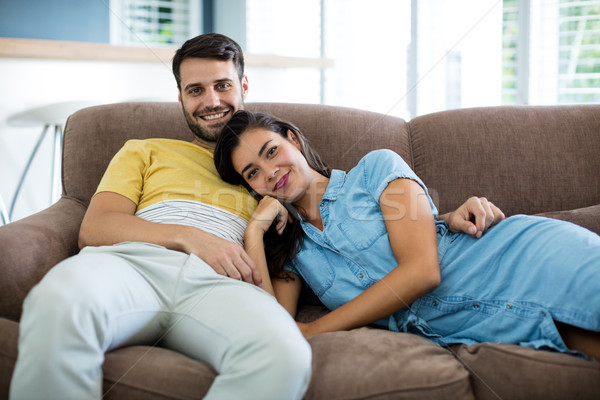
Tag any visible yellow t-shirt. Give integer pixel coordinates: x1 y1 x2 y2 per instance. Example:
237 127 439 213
96 139 257 244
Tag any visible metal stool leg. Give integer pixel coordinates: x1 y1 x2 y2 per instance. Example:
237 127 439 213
9 124 50 220
0 194 9 225
51 125 63 203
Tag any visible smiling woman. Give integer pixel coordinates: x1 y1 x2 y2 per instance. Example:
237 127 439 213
214 109 600 362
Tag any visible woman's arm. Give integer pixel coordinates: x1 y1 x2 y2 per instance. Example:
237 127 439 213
297 178 440 338
273 274 303 317
243 197 298 300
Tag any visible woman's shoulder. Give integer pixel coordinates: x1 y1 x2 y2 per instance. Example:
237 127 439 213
356 149 412 174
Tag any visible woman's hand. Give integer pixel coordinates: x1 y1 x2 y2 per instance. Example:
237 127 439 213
296 321 313 338
243 197 289 296
440 196 506 238
247 196 290 236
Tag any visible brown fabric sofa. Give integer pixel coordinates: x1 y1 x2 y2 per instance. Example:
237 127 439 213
1 102 599 399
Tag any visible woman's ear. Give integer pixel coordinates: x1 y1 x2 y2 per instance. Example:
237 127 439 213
286 129 302 150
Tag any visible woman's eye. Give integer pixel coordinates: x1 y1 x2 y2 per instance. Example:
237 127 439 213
266 146 278 158
247 169 257 180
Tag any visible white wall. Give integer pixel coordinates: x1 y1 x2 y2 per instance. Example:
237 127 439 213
0 57 178 222
0 56 308 223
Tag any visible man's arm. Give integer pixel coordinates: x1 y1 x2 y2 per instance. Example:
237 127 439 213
438 196 506 238
79 192 261 285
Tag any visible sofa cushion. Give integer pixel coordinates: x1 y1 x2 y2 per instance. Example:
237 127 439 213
536 203 600 236
409 105 600 217
452 343 600 400
0 318 18 398
305 328 474 400
247 103 412 174
102 346 216 399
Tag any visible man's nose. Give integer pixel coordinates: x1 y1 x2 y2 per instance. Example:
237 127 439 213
205 89 220 107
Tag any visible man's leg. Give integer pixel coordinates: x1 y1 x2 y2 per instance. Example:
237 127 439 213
161 254 312 400
9 244 174 400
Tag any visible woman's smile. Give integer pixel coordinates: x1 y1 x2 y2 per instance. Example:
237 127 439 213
274 172 290 191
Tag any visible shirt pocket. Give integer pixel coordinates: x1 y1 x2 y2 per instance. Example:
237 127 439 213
295 247 335 297
337 217 388 250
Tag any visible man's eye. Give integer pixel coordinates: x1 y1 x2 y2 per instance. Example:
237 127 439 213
217 83 231 90
189 88 200 95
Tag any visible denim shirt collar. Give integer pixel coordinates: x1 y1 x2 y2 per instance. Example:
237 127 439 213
322 169 346 201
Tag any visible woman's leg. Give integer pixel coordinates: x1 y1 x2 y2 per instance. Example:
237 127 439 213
420 216 600 353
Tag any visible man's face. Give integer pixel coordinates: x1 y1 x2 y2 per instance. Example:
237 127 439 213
178 58 248 146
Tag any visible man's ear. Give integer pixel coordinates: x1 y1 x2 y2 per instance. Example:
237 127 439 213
286 129 302 150
242 75 249 100
178 91 182 104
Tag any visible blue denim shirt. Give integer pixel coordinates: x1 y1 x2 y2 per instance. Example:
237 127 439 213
285 150 600 353
287 149 438 326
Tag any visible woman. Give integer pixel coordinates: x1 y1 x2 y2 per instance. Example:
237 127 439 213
214 110 600 360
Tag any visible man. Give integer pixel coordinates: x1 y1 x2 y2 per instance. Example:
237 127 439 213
10 33 311 400
10 33 503 400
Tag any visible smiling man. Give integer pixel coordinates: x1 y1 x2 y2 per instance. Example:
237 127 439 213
10 33 312 400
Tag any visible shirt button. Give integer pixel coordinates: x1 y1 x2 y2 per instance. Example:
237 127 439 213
432 301 438 307
506 304 512 309
358 273 364 278
319 202 325 208
473 304 480 309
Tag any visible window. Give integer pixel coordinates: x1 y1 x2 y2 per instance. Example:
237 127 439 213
230 1 600 117
110 0 201 46
503 0 600 105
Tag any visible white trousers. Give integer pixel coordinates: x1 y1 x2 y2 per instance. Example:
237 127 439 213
10 242 311 400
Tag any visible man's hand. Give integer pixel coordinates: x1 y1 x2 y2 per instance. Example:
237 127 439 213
439 197 505 238
184 231 262 286
80 192 262 286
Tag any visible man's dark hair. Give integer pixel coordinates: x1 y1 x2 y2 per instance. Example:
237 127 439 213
172 33 245 91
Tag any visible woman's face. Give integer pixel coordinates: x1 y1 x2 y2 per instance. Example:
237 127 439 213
231 127 313 203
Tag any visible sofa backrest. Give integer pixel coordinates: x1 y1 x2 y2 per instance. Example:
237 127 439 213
62 102 410 206
409 105 600 216
63 102 600 220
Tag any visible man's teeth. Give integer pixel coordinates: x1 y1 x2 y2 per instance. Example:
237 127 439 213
202 113 225 121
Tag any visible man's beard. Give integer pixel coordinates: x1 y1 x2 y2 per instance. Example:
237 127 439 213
182 107 228 143
182 101 244 143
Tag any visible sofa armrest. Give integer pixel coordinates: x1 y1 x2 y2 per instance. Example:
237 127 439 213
0 197 86 321
536 203 600 236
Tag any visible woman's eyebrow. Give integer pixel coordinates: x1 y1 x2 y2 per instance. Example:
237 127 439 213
241 140 272 175
258 140 272 157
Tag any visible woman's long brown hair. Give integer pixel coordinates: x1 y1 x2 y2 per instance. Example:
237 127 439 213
214 111 330 278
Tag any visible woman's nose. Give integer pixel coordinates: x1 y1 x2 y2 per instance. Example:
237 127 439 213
266 167 279 181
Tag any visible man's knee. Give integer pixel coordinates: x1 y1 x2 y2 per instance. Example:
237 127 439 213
265 335 312 382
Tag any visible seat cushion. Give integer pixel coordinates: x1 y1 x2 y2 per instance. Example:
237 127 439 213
305 327 474 400
452 343 600 400
102 346 216 400
0 318 19 398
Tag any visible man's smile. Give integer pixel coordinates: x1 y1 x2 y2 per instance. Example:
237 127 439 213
198 110 230 122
